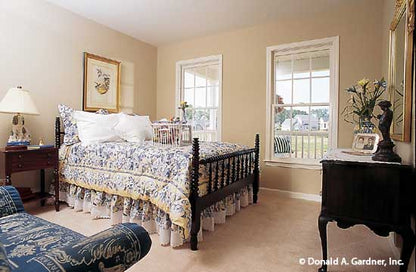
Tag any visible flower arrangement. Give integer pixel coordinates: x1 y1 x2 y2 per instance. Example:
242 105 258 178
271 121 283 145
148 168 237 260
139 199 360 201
178 101 190 111
178 101 191 123
342 78 387 132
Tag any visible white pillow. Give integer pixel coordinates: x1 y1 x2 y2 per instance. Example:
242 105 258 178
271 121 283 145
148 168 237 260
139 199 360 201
73 111 122 145
114 113 153 143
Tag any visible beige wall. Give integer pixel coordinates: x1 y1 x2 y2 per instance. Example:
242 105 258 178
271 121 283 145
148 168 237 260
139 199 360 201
157 0 384 194
0 0 157 189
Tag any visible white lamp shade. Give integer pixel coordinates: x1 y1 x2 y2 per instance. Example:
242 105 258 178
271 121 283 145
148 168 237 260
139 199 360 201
0 86 40 115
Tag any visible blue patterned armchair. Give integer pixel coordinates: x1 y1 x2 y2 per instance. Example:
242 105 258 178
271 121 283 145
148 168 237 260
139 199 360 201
0 186 151 271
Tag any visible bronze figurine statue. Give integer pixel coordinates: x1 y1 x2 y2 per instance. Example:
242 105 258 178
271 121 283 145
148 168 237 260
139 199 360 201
372 100 401 162
377 100 393 141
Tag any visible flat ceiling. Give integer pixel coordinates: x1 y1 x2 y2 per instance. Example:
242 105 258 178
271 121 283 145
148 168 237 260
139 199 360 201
46 0 344 46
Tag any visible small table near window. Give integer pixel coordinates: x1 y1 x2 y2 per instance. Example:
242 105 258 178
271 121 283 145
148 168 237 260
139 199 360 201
0 147 60 211
318 149 414 272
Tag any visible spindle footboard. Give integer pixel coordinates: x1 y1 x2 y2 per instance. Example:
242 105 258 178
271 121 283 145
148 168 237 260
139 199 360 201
55 117 259 250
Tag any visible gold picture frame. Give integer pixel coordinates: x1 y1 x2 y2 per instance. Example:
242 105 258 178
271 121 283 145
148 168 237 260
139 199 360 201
83 52 121 113
388 0 414 142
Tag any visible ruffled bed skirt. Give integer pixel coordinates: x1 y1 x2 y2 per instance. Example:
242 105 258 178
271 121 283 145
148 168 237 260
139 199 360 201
58 182 253 248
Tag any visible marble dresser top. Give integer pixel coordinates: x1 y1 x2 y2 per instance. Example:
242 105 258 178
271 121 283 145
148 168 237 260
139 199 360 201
322 148 402 165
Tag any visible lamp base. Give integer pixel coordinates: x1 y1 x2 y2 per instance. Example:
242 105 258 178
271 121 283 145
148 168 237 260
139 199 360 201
7 113 31 145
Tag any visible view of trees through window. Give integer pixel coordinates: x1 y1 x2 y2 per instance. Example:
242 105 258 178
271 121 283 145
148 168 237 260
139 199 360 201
273 50 331 160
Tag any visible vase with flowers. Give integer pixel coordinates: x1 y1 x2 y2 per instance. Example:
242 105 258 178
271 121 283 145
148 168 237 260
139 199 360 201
342 78 387 134
178 101 191 123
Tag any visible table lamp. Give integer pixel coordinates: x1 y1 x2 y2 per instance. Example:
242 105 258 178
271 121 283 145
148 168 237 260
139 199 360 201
0 86 40 146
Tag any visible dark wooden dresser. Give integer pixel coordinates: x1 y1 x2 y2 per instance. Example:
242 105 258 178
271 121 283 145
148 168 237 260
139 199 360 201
318 149 414 272
0 147 60 211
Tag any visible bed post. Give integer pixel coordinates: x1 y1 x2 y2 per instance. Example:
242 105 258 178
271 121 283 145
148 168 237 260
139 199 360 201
253 134 260 204
190 137 200 251
55 116 61 149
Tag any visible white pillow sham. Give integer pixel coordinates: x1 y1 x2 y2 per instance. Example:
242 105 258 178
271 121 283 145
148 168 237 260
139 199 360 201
73 111 122 145
114 113 153 143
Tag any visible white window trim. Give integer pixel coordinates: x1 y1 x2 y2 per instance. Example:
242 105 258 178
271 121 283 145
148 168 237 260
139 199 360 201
176 55 223 141
265 36 339 169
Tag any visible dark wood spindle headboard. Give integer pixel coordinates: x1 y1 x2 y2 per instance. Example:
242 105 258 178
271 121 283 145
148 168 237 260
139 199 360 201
55 116 64 149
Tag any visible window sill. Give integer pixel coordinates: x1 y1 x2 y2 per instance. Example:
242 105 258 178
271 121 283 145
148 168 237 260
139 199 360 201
264 159 322 170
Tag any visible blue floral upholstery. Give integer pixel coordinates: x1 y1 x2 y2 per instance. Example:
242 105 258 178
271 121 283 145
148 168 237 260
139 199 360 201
0 186 151 271
0 243 10 272
0 186 24 218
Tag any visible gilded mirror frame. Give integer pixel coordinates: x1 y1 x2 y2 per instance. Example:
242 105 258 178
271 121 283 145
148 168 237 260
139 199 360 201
388 0 414 142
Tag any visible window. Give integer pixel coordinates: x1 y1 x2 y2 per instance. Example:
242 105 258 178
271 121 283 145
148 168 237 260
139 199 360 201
266 37 339 167
176 55 222 141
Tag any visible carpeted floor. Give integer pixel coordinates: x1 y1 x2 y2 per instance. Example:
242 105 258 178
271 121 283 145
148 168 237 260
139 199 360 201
31 189 406 272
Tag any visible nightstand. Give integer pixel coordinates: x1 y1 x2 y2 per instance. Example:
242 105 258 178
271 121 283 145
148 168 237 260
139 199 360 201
0 147 59 211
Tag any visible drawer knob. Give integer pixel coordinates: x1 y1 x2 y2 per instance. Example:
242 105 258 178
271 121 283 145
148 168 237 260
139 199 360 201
47 153 52 158
18 164 22 168
18 155 22 159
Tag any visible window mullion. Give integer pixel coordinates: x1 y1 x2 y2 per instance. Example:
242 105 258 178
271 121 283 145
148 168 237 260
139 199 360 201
308 55 312 159
290 55 294 158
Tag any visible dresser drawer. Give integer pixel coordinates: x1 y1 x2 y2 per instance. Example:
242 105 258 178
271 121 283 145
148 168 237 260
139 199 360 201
321 161 413 225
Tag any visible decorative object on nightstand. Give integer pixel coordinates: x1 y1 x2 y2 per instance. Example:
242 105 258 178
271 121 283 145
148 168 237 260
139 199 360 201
372 100 402 162
0 86 39 147
0 147 60 211
342 78 387 134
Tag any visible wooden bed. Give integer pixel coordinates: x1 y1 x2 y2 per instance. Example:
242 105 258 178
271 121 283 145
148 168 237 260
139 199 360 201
55 116 260 250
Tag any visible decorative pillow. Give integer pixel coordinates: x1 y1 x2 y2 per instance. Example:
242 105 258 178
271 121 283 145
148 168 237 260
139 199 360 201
58 104 80 145
58 105 113 145
73 111 122 145
114 113 153 143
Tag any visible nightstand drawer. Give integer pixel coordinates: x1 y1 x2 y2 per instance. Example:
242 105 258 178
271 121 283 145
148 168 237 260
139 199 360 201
7 149 58 172
10 151 56 163
11 160 56 172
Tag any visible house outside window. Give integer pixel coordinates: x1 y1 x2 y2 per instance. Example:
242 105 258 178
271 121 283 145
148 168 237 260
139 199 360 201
176 55 222 141
265 37 339 168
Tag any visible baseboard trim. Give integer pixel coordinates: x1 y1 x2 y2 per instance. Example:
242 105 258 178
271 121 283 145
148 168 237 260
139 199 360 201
260 187 321 202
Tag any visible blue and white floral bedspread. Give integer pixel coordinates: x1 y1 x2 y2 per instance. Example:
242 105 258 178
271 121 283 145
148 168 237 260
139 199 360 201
59 141 247 238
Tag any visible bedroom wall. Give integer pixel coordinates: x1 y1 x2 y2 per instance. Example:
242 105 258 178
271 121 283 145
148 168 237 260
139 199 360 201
156 0 384 195
0 0 157 190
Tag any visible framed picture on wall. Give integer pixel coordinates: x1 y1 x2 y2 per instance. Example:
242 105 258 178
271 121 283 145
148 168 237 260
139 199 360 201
352 133 380 154
83 52 121 112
